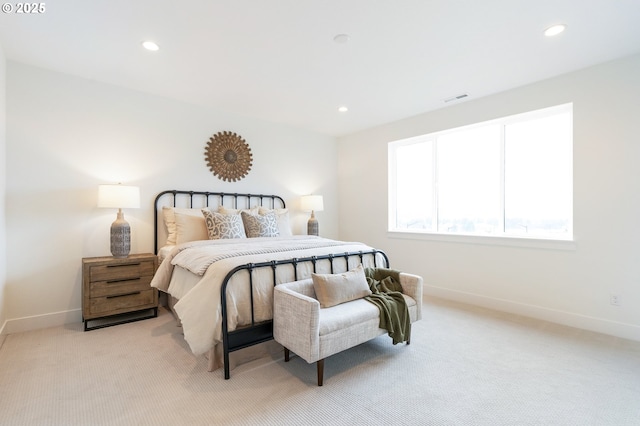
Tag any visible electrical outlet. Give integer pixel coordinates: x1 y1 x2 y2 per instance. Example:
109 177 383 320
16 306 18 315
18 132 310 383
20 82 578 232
610 294 620 306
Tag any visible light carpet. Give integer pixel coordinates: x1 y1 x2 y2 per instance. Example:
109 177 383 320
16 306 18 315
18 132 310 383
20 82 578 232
1 298 639 426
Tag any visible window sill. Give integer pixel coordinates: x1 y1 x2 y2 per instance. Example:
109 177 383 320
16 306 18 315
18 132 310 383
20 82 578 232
388 230 576 251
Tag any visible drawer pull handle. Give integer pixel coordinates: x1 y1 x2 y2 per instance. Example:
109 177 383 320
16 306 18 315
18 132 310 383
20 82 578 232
106 262 141 267
106 278 140 284
107 291 141 299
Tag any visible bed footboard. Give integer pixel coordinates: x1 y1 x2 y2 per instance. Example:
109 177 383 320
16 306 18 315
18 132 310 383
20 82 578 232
220 249 389 380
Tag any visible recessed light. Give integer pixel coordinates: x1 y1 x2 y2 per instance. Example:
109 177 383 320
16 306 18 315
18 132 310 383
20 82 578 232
333 34 350 44
142 40 160 51
338 106 349 113
544 24 566 37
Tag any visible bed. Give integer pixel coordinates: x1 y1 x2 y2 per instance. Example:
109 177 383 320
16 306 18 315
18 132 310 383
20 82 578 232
150 190 389 379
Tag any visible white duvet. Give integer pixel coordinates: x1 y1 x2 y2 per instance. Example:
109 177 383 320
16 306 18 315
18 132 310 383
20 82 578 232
151 236 381 357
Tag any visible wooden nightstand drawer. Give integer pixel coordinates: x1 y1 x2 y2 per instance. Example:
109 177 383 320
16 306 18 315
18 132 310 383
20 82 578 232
82 253 158 331
89 276 153 298
90 260 155 282
89 289 157 315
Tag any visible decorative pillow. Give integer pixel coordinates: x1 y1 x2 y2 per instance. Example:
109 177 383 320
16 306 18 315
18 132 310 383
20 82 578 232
202 209 247 239
311 265 372 308
241 211 280 238
174 210 209 244
258 207 292 237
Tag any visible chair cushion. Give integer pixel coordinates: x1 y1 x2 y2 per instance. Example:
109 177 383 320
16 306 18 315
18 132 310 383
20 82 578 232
318 294 417 336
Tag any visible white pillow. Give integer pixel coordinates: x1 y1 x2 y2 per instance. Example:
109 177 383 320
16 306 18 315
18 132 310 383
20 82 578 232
162 206 177 245
174 210 208 244
258 207 292 237
202 209 247 239
241 211 280 238
311 265 372 308
163 207 209 245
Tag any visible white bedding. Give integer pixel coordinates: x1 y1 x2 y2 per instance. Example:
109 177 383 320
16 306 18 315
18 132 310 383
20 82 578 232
157 245 174 264
151 236 382 359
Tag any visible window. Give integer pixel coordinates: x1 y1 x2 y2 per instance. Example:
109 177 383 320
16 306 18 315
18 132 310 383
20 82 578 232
388 103 573 241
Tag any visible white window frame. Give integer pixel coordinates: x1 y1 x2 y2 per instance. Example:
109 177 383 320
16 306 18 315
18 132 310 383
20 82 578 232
388 103 575 250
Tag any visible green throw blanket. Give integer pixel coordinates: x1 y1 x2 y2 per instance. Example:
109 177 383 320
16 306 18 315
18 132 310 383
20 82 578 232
364 267 411 345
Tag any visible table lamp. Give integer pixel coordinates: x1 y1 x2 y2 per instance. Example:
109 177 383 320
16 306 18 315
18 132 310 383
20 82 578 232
301 195 324 236
98 184 140 258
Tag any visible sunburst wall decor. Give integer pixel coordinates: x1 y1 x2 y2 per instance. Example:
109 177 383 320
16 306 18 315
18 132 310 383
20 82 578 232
204 131 253 182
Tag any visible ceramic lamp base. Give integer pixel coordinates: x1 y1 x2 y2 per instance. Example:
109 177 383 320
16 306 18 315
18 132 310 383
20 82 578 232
307 211 319 236
110 211 131 258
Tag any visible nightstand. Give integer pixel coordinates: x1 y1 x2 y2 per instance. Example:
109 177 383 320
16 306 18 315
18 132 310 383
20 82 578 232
82 253 158 331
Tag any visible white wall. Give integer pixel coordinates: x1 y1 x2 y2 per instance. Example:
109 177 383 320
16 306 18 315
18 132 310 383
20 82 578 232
0 45 6 336
4 62 337 333
338 53 640 341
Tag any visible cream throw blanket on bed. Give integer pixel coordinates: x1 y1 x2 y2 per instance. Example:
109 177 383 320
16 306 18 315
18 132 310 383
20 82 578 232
173 237 350 275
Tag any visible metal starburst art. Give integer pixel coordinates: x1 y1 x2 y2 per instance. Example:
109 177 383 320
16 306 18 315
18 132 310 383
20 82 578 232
204 131 253 182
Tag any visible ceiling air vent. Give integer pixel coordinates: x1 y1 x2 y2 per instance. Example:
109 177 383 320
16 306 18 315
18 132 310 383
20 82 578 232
444 93 469 103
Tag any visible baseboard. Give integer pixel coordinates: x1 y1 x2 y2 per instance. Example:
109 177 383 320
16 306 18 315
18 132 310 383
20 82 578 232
3 290 639 343
1 309 82 335
424 285 640 342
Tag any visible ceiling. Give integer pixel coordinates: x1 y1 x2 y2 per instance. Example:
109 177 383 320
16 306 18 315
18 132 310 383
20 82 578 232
1 0 640 137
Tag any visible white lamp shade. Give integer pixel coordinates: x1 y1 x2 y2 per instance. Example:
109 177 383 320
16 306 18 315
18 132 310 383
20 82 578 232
98 184 140 209
301 195 324 212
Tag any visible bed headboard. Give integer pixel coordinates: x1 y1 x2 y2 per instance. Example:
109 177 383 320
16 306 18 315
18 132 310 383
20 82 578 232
154 189 286 254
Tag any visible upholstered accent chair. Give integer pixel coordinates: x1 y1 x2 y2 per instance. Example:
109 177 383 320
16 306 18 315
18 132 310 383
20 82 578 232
273 272 423 386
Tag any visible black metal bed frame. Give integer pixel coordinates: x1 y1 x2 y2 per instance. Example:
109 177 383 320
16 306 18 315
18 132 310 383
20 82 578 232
153 190 389 380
